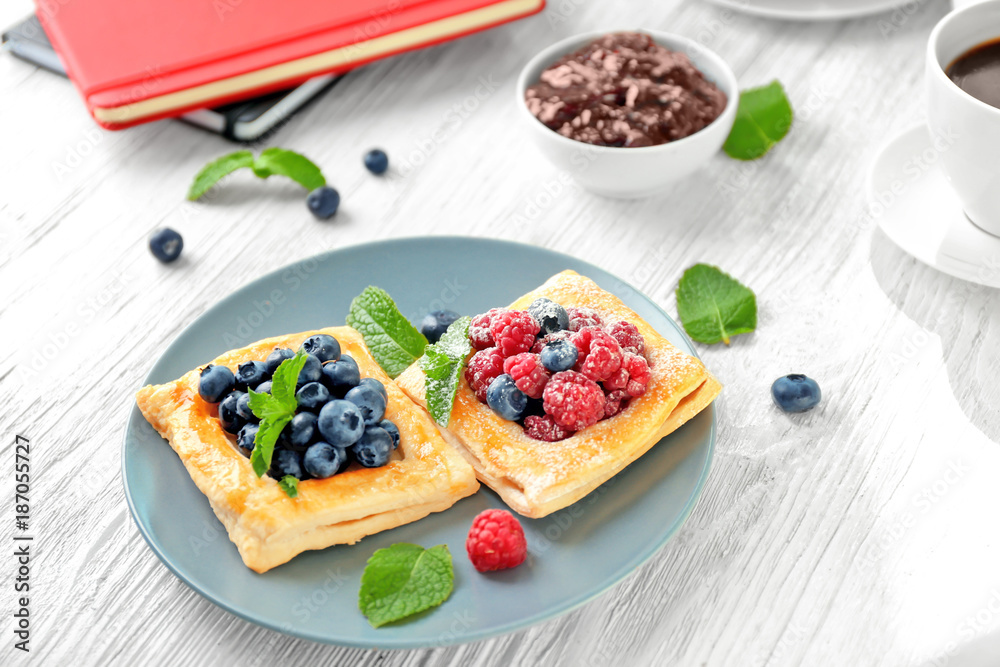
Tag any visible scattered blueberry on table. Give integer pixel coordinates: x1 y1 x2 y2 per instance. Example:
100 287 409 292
306 185 340 219
363 148 389 175
148 227 184 263
771 374 821 413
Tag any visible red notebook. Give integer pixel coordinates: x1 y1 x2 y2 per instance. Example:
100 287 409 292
37 0 544 129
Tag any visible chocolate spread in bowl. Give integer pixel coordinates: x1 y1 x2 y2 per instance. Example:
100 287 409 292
524 32 728 148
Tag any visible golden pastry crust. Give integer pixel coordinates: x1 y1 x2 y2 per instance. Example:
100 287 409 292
135 326 479 573
395 271 721 519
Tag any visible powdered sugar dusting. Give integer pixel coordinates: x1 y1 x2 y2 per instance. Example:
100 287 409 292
447 271 715 500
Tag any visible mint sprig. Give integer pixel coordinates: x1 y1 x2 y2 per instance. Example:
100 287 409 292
278 475 299 499
186 148 326 200
346 287 427 378
359 543 454 628
248 352 308 479
421 316 471 427
675 264 757 345
723 81 793 161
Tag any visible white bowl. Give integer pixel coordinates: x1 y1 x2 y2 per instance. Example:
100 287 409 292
516 30 739 199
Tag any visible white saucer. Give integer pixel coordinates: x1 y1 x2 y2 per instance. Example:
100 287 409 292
707 0 905 21
867 123 1000 289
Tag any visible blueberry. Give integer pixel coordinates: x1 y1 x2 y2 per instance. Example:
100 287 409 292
199 365 235 403
486 374 527 421
771 374 822 413
218 392 246 434
358 377 388 403
419 309 460 343
270 449 305 480
300 334 341 362
148 227 183 263
303 442 348 479
236 392 258 422
321 355 360 395
255 380 273 395
363 148 389 175
379 419 400 450
235 360 269 391
285 412 318 450
296 381 331 412
351 426 392 467
317 399 365 446
528 297 569 335
307 186 340 220
265 348 295 374
236 423 258 457
540 339 578 372
344 384 387 425
297 354 324 389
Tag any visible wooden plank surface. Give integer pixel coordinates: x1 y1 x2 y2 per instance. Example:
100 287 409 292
5 0 1000 665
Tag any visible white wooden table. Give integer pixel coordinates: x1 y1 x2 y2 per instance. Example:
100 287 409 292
6 0 1000 664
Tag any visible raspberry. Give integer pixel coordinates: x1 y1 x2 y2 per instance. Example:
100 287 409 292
503 353 550 399
466 509 527 572
572 327 623 382
542 371 606 431
490 310 540 357
622 352 651 397
604 366 629 391
605 321 645 355
523 414 572 441
566 307 603 332
465 347 505 402
469 308 507 350
531 329 572 353
603 390 629 419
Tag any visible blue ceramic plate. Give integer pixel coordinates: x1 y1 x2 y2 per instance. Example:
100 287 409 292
122 237 716 648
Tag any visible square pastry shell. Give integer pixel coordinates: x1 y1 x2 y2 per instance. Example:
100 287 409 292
135 326 479 573
395 270 721 519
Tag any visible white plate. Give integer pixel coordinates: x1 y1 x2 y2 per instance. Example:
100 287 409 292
707 0 906 21
867 123 1000 289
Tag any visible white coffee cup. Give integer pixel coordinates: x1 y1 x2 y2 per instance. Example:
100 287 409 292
928 1 1000 236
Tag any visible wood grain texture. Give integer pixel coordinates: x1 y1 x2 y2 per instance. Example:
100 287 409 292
5 0 1000 665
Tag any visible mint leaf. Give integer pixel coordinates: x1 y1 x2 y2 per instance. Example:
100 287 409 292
187 150 254 200
252 148 326 190
723 81 793 161
346 287 428 378
187 148 327 200
250 416 293 478
249 352 308 477
278 475 299 498
268 351 308 409
421 317 471 426
359 544 454 628
676 264 757 345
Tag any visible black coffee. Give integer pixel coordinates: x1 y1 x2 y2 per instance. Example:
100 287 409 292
947 38 1000 110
